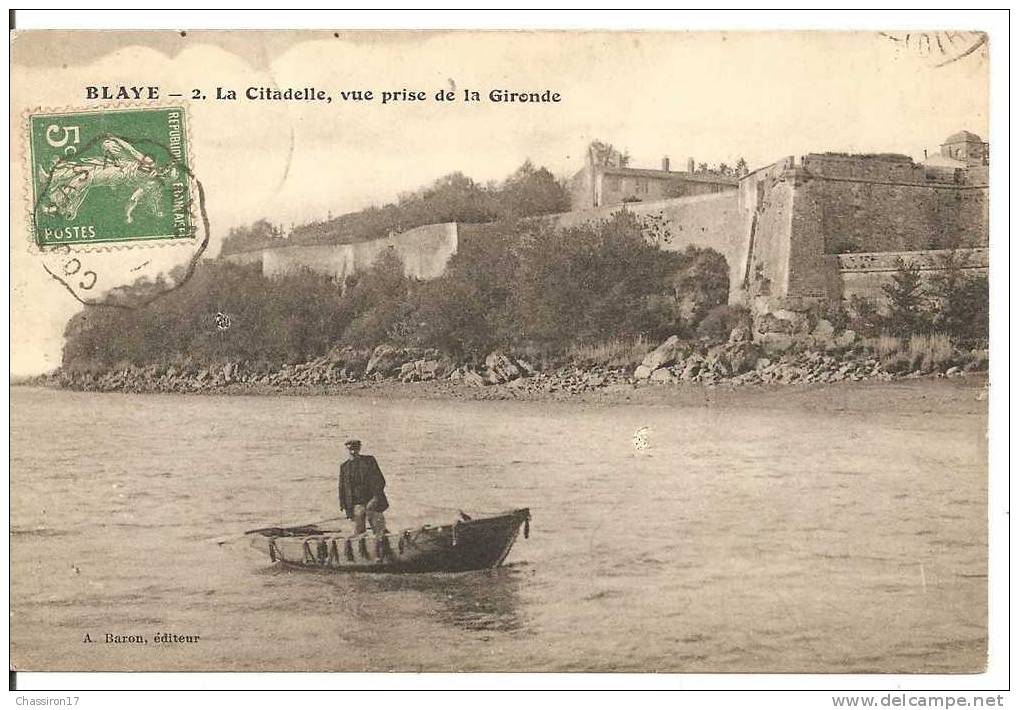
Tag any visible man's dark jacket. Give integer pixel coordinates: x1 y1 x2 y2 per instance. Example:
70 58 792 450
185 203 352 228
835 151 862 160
339 454 389 518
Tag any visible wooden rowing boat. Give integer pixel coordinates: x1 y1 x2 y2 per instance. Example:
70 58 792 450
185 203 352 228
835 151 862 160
246 508 531 573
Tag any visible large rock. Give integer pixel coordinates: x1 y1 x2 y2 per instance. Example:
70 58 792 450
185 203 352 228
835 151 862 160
757 332 796 354
754 313 794 335
485 351 523 384
755 310 810 337
724 342 762 374
516 358 538 376
463 370 487 387
772 309 811 333
680 358 702 381
834 329 857 349
641 335 684 372
811 319 836 347
365 345 403 376
728 325 752 344
398 361 419 382
417 359 448 381
649 367 674 383
634 364 653 380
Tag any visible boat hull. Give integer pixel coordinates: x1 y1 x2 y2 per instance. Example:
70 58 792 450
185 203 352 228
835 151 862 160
247 508 530 574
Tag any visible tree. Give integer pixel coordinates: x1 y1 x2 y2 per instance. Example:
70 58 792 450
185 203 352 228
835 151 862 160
926 250 988 344
341 249 416 346
588 140 630 168
411 225 520 356
512 211 681 346
397 171 498 225
496 160 570 219
667 247 731 328
60 261 353 369
735 157 749 177
882 258 929 335
286 160 567 247
220 219 285 255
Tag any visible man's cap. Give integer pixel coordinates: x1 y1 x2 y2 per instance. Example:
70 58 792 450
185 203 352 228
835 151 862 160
344 438 362 447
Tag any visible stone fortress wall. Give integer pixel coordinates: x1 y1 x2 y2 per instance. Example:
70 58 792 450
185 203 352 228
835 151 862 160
225 222 458 283
228 130 989 317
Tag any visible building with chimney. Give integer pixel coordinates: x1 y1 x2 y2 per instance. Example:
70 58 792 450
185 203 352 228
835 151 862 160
568 148 737 210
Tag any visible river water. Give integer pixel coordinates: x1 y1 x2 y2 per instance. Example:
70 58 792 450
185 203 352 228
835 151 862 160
9 385 987 673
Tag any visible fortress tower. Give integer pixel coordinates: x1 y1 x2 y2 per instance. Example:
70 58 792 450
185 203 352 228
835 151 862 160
939 130 989 166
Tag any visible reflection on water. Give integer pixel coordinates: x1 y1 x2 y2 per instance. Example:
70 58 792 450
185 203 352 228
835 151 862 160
370 566 527 633
282 565 527 634
9 386 987 672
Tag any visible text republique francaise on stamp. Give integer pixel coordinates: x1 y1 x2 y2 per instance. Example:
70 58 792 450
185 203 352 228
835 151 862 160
30 106 192 247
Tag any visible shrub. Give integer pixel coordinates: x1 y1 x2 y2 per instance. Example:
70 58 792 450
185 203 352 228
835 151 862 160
666 246 730 330
696 304 751 343
61 209 730 372
341 250 417 347
61 261 351 369
877 251 988 346
410 224 519 357
906 332 955 372
512 211 684 347
847 296 882 337
865 332 957 374
926 252 988 345
864 333 903 360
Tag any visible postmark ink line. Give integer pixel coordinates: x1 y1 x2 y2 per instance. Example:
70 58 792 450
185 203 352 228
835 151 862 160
39 175 209 310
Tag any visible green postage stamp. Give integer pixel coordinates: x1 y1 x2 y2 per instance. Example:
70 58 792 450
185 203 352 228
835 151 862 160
29 107 193 247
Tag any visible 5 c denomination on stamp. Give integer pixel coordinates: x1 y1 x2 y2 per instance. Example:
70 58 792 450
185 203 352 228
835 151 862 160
30 106 193 247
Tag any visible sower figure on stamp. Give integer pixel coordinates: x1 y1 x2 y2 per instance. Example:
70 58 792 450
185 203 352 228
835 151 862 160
339 438 389 535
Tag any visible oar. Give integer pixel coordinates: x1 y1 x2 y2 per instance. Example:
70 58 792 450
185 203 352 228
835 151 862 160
204 515 347 546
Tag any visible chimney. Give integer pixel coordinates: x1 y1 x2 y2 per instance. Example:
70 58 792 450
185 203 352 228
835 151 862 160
923 149 928 159
687 157 695 173
661 156 670 172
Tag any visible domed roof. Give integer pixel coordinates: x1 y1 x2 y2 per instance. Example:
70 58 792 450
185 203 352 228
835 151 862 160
943 130 984 144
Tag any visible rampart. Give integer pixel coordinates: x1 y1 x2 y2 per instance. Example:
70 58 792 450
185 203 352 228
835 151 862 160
255 223 458 282
796 154 988 255
220 250 263 267
828 247 989 308
551 152 989 313
223 142 988 320
549 192 747 302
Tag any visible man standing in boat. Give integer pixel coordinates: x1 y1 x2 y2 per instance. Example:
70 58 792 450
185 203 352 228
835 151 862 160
339 438 389 535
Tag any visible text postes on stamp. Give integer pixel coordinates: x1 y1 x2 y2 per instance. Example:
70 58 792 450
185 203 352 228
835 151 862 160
25 106 209 309
30 107 192 247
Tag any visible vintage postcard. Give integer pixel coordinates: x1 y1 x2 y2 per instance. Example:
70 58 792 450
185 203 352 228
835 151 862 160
8 25 998 683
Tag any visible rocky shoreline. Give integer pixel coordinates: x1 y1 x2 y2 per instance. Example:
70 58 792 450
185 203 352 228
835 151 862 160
37 322 988 401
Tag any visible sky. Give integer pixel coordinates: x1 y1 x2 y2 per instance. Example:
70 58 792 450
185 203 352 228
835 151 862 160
9 30 990 375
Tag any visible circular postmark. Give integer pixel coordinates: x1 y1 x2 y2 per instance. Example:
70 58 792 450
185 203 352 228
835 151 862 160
27 106 210 309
